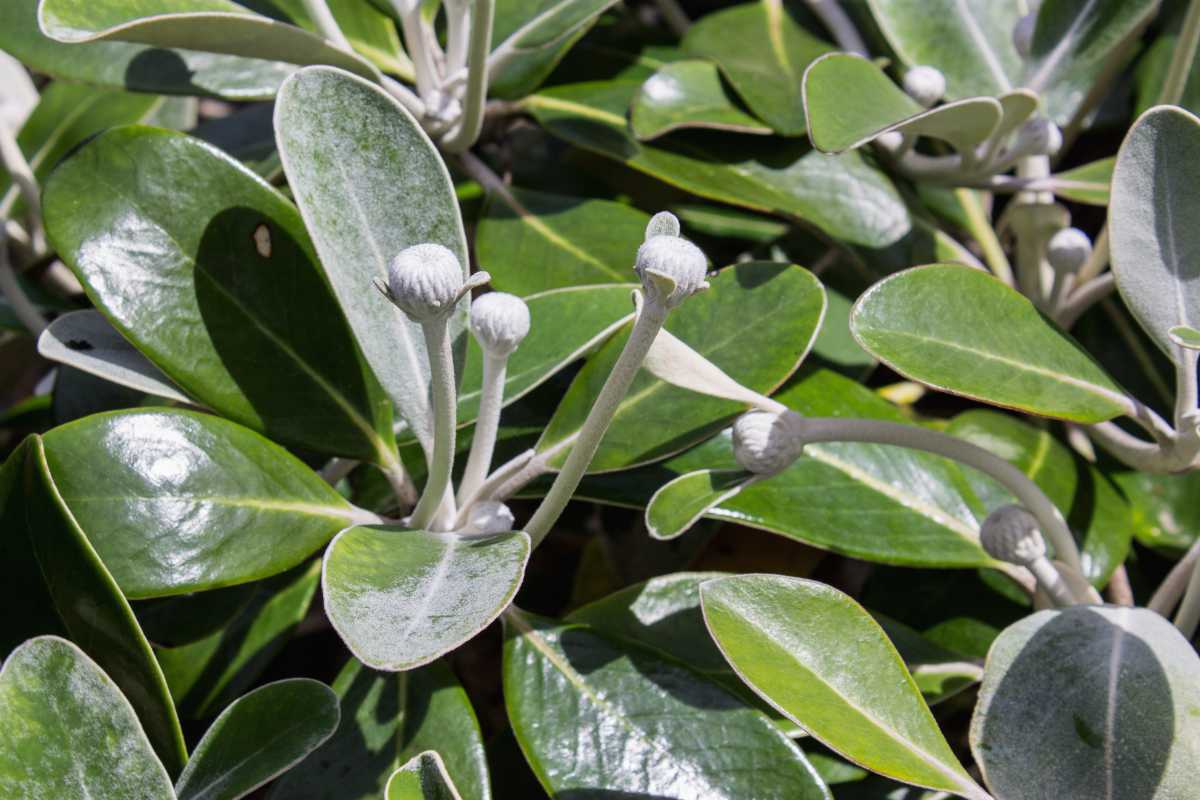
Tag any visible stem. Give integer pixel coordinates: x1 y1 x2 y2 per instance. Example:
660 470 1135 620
382 76 427 118
1161 0 1200 107
797 417 1083 572
955 189 1013 285
1174 348 1198 430
383 460 419 508
301 0 353 51
444 0 472 76
1074 227 1110 285
524 301 669 547
1173 554 1200 639
457 350 506 504
803 0 868 56
1150 538 1200 615
654 0 691 37
398 3 440 100
1106 564 1134 606
455 447 537 523
0 121 43 251
1030 557 1081 607
1056 271 1114 328
409 320 457 529
1086 420 1175 472
0 229 44 335
320 457 359 485
440 0 495 153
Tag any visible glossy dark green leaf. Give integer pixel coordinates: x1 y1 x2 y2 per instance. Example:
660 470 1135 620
476 187 648 294
41 408 375 598
135 584 256 648
0 636 175 800
44 125 399 465
971 606 1200 800
270 0 410 77
38 0 379 80
873 615 982 706
1135 32 1200 117
0 0 294 99
386 752 463 800
157 562 321 719
537 261 823 472
275 65 469 455
174 679 340 800
503 607 831 799
525 81 912 248
1114 470 1200 550
672 204 790 243
701 575 989 800
0 439 187 774
1110 105 1200 361
488 0 619 98
267 658 491 800
646 469 752 540
631 60 770 140
803 53 1001 154
683 0 832 136
851 264 1132 422
1048 157 1113 205
324 526 530 671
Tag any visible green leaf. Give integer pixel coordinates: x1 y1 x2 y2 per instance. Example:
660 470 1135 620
1110 105 1200 361
851 264 1132 422
270 0 411 77
803 53 1001 154
1112 470 1200 551
537 261 823 472
0 439 187 774
174 679 340 800
873 615 983 706
323 526 530 671
1019 0 1157 126
38 310 188 403
135 584 256 648
43 125 399 465
38 0 379 80
0 636 175 800
41 408 373 598
683 0 832 136
672 203 790 243
525 81 912 248
476 188 646 294
631 60 771 140
503 607 831 799
275 65 469 455
867 0 1022 102
646 469 752 540
267 658 491 800
488 0 620 98
386 752 464 800
700 575 989 800
0 0 294 99
1135 32 1200 117
970 606 1200 800
1169 324 1200 349
1048 157 1113 206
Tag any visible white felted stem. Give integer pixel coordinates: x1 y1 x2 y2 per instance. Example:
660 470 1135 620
301 0 353 51
1173 553 1200 639
441 0 494 152
409 320 457 529
0 229 44 336
457 349 506 504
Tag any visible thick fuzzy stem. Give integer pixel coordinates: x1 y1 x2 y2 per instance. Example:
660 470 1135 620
440 0 494 152
301 0 353 51
1173 554 1200 640
457 350 506 504
1150 539 1200 615
0 229 44 336
408 320 457 529
0 121 42 251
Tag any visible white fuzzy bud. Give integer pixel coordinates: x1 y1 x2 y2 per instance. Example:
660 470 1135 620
903 65 946 108
386 243 465 321
732 410 806 475
875 130 905 152
462 501 515 535
635 234 709 309
1013 13 1036 59
645 211 681 240
1013 117 1062 157
1046 227 1092 274
980 505 1047 566
470 292 530 357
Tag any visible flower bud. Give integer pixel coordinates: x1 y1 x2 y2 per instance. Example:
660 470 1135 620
1046 227 1092 274
979 505 1046 566
1012 117 1062 157
635 234 709 309
386 243 465 321
874 130 905 152
903 65 946 108
470 292 530 357
732 410 806 475
462 500 515 535
645 211 681 240
1012 13 1036 59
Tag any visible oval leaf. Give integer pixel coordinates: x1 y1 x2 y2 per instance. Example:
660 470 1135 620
488 0 619 98
174 679 340 800
700 575 989 800
386 752 463 800
970 606 1200 800
41 408 375 598
323 526 530 671
646 469 751 540
632 60 771 140
851 264 1132 422
0 636 175 800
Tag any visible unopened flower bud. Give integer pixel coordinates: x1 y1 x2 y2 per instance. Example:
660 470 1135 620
1013 13 1036 59
732 410 806 475
1046 227 1092 274
462 501 515 535
903 65 946 108
980 505 1046 566
470 292 530 357
635 234 709 309
1013 117 1062 157
875 130 905 152
645 211 681 240
385 243 465 321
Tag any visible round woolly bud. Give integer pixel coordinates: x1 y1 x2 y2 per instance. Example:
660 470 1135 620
462 501 515 535
635 235 708 309
470 292 530 356
980 505 1046 566
1013 117 1062 157
387 243 465 321
903 65 946 108
874 130 905 152
731 410 806 475
645 210 681 240
1012 13 1036 59
1046 227 1092 274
